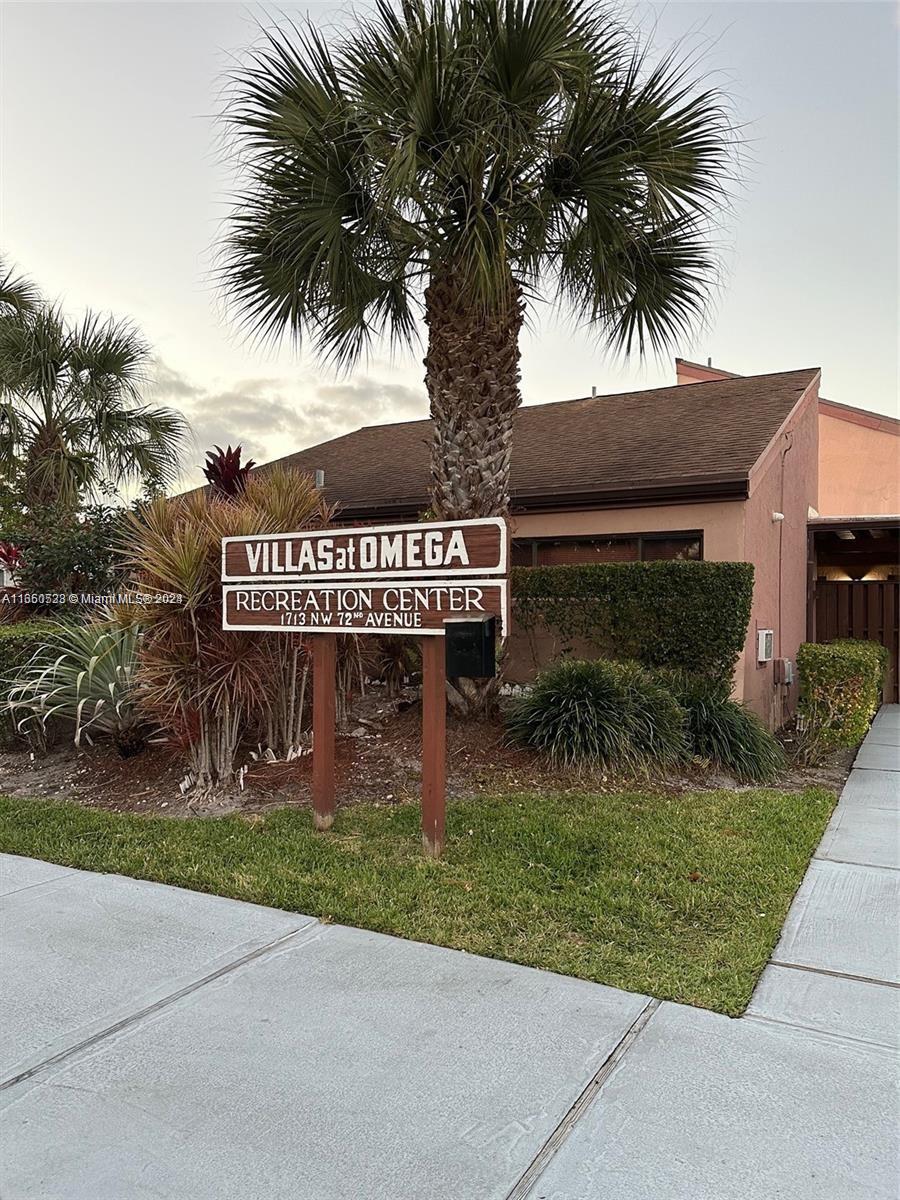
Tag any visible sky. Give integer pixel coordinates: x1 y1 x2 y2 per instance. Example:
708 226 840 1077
1 1 897 490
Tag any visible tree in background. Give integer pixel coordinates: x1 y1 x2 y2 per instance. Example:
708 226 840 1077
0 261 187 512
221 0 734 523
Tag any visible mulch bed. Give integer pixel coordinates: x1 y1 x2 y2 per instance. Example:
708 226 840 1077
0 685 854 817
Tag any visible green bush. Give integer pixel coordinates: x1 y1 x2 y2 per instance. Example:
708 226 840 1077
0 620 57 747
512 561 753 682
797 639 888 750
656 670 784 783
506 658 687 770
4 619 145 755
0 621 56 701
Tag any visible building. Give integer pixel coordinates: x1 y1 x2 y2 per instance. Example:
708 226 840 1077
262 361 899 727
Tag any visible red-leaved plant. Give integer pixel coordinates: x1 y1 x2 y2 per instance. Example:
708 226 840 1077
202 445 256 498
0 541 23 575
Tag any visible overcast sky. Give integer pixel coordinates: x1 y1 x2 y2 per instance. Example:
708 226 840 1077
1 1 897 488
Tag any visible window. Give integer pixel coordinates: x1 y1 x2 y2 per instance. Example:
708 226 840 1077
512 532 702 566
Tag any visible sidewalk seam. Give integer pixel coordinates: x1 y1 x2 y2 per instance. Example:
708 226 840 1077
813 854 900 872
768 959 899 989
0 922 322 1094
742 1010 896 1051
504 997 661 1200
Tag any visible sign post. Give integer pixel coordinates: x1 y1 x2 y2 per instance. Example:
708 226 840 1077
221 518 508 856
420 636 446 856
311 633 336 831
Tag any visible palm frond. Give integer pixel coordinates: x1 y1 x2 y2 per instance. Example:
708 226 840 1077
220 0 736 367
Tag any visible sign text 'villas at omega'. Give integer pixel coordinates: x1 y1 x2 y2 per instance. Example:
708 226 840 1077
221 518 507 581
220 518 509 635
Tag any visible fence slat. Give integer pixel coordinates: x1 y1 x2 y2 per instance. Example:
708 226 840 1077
811 580 899 703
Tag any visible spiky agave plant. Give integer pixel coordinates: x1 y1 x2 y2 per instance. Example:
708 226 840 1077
5 618 145 755
202 444 256 498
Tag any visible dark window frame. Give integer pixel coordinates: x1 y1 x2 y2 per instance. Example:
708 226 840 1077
511 530 704 567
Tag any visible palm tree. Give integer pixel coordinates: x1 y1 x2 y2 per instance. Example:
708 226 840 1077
0 262 187 510
221 0 734 522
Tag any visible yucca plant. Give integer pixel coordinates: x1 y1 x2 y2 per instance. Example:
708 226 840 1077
121 466 333 793
656 669 784 783
5 618 145 755
507 658 687 770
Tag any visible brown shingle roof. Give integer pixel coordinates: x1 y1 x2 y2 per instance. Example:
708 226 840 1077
261 368 820 518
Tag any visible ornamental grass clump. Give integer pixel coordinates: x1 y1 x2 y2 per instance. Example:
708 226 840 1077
120 466 333 795
4 618 144 755
656 670 783 783
506 658 687 770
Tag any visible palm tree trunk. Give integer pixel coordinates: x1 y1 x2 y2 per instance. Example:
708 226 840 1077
423 271 524 715
424 271 524 520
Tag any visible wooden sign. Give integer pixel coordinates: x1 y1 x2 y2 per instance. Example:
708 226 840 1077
222 517 506 582
221 518 509 859
222 579 507 636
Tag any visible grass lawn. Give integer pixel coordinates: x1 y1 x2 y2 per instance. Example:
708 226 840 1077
0 787 834 1016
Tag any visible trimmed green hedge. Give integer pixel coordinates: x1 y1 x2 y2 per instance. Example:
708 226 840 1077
512 561 754 682
798 639 888 749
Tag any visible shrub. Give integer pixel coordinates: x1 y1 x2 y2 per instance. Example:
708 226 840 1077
512 561 754 683
4 619 145 755
0 621 56 700
506 658 687 770
120 466 334 793
656 670 783 783
797 639 888 750
3 504 127 602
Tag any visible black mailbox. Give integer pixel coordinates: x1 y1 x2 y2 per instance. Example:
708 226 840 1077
444 615 497 678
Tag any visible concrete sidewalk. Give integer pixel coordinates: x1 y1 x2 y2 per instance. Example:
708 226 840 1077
1 713 898 1199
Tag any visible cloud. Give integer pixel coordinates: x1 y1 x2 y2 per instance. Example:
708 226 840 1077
148 359 428 490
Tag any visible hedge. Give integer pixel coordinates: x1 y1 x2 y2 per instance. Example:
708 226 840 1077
512 561 754 682
797 639 888 749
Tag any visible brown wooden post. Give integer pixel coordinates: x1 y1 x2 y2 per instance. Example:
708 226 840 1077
312 633 336 831
420 635 446 858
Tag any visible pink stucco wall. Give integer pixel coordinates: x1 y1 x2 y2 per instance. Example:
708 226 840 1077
507 375 821 729
818 404 900 516
742 378 820 728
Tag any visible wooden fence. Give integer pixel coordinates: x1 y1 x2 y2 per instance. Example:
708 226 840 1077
813 580 899 702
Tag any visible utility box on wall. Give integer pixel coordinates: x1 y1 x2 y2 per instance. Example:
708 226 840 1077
445 616 497 678
757 629 774 664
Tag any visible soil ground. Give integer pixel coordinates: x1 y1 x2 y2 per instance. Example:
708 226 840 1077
0 685 854 816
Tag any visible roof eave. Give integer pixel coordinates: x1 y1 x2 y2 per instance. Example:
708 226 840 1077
332 476 750 523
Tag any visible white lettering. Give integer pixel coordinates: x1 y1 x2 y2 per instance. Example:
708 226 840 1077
465 587 485 611
424 530 442 566
316 538 334 571
445 529 469 565
382 534 403 569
